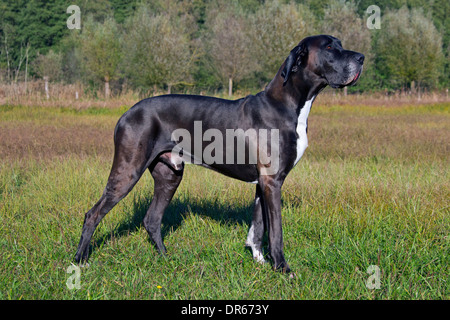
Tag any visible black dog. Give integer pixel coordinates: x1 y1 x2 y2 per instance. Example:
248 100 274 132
75 35 364 272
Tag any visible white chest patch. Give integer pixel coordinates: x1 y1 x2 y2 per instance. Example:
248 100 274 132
293 97 314 167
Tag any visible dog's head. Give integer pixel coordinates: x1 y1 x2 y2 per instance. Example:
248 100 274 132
282 35 364 89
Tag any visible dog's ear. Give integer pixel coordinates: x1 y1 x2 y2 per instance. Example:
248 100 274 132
281 43 307 86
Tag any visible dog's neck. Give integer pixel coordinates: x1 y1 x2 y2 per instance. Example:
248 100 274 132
265 64 327 115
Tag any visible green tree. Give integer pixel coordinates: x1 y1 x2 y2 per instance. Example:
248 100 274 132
249 1 316 83
32 49 62 98
2 0 67 53
80 17 122 98
109 0 137 24
374 6 443 91
79 0 114 23
32 49 62 82
59 31 83 84
0 23 17 82
122 4 198 93
204 3 258 96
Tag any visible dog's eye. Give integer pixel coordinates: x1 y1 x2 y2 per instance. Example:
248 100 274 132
326 46 332 50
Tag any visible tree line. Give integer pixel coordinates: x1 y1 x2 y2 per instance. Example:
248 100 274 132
0 0 448 98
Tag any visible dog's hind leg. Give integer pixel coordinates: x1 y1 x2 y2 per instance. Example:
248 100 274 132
74 123 151 263
143 154 184 254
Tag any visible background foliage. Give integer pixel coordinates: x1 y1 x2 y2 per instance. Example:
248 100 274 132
0 0 448 96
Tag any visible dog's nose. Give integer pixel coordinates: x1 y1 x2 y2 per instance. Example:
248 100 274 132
355 53 365 64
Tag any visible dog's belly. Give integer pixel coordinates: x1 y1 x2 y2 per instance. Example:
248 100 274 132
164 148 259 182
200 163 259 183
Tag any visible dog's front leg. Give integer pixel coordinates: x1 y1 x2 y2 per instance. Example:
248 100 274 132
259 176 290 273
246 184 266 263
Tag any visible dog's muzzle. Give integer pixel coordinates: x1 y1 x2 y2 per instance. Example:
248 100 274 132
346 65 363 86
342 53 365 87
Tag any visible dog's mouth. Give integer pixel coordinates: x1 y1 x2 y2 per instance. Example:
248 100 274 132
348 66 363 86
326 65 363 89
352 70 360 82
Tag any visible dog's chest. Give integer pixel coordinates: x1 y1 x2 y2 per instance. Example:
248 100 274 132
293 98 313 166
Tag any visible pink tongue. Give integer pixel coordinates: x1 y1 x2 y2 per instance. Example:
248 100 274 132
353 71 360 81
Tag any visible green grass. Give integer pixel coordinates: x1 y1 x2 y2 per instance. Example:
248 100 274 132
0 103 449 299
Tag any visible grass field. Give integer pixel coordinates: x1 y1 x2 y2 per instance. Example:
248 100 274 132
0 100 448 299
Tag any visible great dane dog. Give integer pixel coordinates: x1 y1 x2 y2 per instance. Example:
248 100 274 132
74 35 364 272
